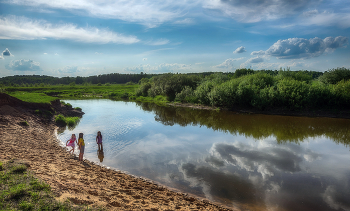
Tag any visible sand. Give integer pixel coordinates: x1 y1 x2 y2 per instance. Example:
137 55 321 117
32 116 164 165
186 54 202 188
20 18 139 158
0 101 236 210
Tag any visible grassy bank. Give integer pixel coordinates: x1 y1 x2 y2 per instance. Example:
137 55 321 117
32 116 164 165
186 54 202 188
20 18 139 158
3 83 138 103
0 159 96 210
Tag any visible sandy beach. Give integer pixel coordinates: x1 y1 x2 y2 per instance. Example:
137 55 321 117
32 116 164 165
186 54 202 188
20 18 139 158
0 95 236 210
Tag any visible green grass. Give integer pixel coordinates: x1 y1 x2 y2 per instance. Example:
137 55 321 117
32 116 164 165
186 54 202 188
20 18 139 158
0 159 99 210
5 83 139 103
8 92 57 104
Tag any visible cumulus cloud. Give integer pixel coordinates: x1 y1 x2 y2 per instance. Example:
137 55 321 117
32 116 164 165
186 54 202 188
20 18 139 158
124 63 192 73
5 59 42 71
253 36 348 59
2 48 13 56
5 0 188 28
251 50 265 56
247 56 264 63
0 15 139 44
233 46 246 53
214 57 244 69
203 0 321 23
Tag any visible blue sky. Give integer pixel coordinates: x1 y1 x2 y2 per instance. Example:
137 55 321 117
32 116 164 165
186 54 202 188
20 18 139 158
0 0 349 77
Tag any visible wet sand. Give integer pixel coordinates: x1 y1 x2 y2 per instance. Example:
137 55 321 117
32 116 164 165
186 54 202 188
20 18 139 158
0 102 236 210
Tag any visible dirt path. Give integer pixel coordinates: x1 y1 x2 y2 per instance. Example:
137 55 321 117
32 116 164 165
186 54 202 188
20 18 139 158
0 104 236 211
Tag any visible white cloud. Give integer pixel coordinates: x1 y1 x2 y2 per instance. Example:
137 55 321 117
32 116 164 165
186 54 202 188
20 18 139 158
145 39 170 46
233 46 246 54
143 58 148 61
2 48 13 56
256 36 348 59
247 56 264 63
5 59 42 71
5 0 190 28
0 15 139 44
203 0 321 23
300 10 350 28
251 50 265 56
214 58 244 69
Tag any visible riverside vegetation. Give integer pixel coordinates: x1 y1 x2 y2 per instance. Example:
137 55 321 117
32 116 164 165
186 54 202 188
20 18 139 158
0 67 350 111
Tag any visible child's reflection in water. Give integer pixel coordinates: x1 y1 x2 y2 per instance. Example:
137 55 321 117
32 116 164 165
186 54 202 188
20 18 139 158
97 149 104 162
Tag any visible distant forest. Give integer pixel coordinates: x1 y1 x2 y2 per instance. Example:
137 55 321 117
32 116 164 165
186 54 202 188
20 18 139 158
0 69 324 86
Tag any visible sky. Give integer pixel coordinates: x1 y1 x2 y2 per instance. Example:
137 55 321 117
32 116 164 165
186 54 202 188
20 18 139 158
0 0 349 77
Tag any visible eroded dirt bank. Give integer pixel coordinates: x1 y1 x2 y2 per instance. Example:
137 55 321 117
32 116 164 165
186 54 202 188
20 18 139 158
0 94 236 210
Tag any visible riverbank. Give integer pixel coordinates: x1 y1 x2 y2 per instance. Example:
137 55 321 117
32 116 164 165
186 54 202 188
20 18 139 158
0 95 236 210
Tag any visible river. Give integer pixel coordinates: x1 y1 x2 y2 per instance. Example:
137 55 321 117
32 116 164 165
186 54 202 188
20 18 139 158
58 99 350 211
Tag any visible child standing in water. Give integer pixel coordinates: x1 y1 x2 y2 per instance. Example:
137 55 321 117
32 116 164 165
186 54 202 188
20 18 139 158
66 134 77 154
78 133 85 161
96 131 103 150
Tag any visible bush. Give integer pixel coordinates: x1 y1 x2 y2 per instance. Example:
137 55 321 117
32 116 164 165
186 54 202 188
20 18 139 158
66 117 80 127
74 107 82 111
55 114 66 126
136 82 152 97
319 67 350 84
194 81 215 105
175 86 198 103
276 79 310 109
332 80 350 107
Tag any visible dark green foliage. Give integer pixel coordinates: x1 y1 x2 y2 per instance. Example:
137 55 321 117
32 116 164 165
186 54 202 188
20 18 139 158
194 81 215 105
276 70 313 83
233 68 254 78
319 67 350 84
276 79 310 109
55 114 66 126
175 86 198 103
75 107 82 111
152 74 201 101
136 82 152 97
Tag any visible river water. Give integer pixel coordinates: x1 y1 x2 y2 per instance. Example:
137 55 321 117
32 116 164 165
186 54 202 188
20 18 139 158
58 99 350 211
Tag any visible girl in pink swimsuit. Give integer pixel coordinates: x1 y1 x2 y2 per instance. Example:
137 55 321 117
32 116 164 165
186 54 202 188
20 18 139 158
66 134 77 154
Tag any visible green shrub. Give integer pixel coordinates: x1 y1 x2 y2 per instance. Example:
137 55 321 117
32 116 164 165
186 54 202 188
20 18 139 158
55 114 66 125
175 86 198 103
319 67 350 84
332 79 350 107
276 79 310 109
66 117 80 127
74 107 82 111
136 82 152 97
194 81 215 105
120 91 129 99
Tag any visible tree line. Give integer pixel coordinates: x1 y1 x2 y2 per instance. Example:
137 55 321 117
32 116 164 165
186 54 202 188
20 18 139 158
0 72 156 86
135 67 350 110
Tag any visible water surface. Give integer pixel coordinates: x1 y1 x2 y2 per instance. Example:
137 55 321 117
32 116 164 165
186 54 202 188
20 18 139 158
58 99 350 211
